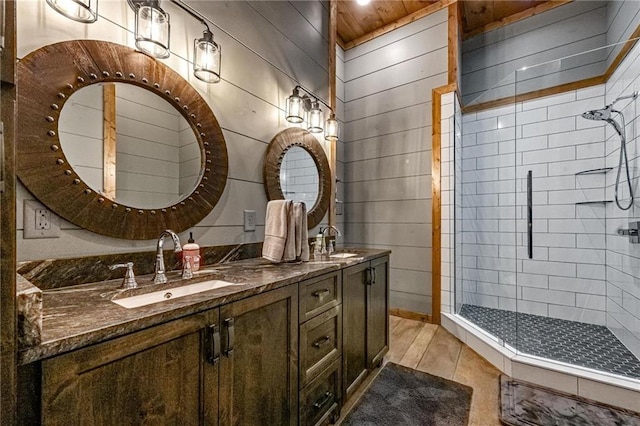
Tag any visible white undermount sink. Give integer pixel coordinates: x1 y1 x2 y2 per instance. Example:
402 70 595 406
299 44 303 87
329 252 358 259
112 280 235 309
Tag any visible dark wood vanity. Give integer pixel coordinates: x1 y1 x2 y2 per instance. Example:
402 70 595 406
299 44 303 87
17 251 389 425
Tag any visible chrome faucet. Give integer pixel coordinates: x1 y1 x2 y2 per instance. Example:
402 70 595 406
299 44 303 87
153 230 182 284
321 226 341 254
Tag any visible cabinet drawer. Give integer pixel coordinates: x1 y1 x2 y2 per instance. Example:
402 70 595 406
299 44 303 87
300 358 341 426
300 305 342 388
299 271 342 323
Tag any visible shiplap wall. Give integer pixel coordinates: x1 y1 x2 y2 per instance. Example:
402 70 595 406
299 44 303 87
462 1 608 105
604 40 640 358
17 0 334 260
606 1 640 71
342 9 448 315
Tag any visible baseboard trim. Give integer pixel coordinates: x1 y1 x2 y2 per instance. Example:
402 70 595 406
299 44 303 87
389 308 432 323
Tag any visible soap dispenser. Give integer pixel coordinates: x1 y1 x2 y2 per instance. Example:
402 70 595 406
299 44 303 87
182 232 201 272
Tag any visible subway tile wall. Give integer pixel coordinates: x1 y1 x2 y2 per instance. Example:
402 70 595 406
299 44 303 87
459 85 610 326
604 40 640 357
343 9 449 314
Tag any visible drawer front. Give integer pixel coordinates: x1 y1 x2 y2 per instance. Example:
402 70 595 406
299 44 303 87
299 271 342 323
300 358 341 426
300 305 342 388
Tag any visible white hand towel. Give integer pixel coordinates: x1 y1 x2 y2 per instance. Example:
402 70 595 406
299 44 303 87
262 200 291 262
283 200 297 261
295 202 309 262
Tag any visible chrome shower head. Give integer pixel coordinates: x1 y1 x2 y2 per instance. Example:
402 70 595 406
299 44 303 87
581 106 612 121
581 105 623 136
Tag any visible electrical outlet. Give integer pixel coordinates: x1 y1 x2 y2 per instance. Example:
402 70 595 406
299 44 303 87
24 200 60 239
244 210 256 232
335 200 344 216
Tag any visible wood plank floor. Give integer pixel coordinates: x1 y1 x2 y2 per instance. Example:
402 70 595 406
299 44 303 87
339 315 502 425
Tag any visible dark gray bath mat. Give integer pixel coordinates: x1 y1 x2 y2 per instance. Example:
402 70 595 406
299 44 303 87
342 362 473 425
500 375 640 426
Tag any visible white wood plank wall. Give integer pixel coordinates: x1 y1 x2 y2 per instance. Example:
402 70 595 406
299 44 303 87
342 9 448 315
462 1 608 105
16 0 334 260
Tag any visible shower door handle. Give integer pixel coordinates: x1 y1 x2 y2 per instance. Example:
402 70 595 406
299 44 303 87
527 170 533 259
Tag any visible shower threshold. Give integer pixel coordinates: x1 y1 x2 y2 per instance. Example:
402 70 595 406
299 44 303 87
459 304 640 380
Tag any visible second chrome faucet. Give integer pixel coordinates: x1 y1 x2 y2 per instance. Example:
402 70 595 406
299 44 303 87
153 230 183 284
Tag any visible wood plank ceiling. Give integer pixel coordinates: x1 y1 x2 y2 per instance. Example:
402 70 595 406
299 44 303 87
337 0 568 48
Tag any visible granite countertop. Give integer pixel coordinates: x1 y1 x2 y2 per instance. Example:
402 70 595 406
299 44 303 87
18 248 390 365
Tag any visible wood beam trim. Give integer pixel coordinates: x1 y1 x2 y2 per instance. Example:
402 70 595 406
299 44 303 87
329 0 337 229
431 83 456 325
0 1 17 424
344 0 455 50
462 0 573 41
447 2 460 85
103 83 117 200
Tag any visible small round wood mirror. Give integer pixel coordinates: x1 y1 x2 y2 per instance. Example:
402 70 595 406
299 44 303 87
17 40 228 240
263 128 331 229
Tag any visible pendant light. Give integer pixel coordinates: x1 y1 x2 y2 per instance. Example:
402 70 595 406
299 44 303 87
286 87 305 124
128 0 170 59
194 28 221 83
46 0 98 23
324 113 339 140
307 99 323 133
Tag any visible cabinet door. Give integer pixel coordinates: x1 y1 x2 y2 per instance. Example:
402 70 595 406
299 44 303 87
367 256 389 369
342 262 368 401
219 285 298 426
41 310 219 426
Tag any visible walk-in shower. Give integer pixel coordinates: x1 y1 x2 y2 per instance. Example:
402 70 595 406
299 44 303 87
449 39 640 389
581 92 638 210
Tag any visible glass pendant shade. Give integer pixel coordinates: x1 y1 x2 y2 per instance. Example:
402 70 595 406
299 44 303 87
194 30 221 83
324 114 339 140
286 88 304 124
307 100 324 133
46 0 98 23
134 2 170 59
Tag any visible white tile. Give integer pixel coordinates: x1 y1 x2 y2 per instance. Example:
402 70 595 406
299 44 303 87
523 117 576 138
549 276 606 295
578 378 640 412
511 362 578 394
522 287 575 306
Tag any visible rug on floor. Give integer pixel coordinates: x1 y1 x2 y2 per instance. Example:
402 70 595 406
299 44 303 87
500 375 640 426
341 362 473 426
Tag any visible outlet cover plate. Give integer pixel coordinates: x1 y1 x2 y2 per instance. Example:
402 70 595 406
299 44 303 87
24 200 60 239
244 210 256 232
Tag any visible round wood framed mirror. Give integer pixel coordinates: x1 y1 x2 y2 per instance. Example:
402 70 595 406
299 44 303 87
263 128 331 229
17 40 228 240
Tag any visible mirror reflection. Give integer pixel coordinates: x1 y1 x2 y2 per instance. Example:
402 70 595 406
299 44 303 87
59 83 202 209
279 146 320 210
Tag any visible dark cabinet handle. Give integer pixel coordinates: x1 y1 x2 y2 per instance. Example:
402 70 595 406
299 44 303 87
313 335 331 349
313 392 333 410
207 324 220 365
224 318 235 357
365 267 373 285
372 267 377 285
313 289 330 298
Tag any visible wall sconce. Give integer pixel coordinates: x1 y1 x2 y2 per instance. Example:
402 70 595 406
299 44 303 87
307 100 323 133
324 113 339 140
46 0 98 23
285 85 338 139
194 28 221 83
128 0 171 59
